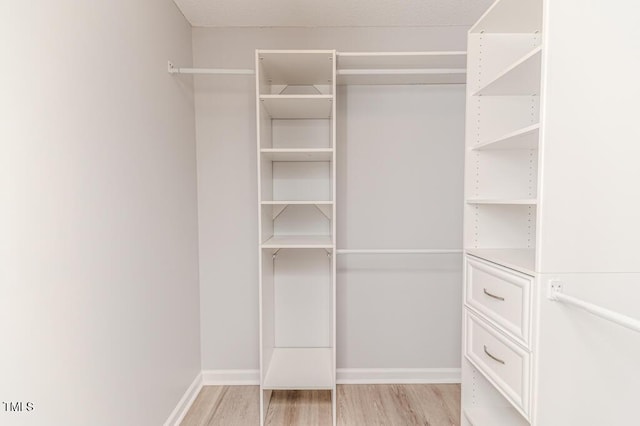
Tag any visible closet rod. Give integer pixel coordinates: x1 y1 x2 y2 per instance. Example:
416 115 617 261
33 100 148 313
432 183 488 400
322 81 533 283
336 68 466 76
336 249 462 255
168 61 254 75
549 281 640 333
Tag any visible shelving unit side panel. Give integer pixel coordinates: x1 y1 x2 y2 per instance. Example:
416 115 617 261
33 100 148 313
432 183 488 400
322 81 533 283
330 51 337 413
261 251 275 383
536 0 640 273
461 358 523 423
274 250 332 347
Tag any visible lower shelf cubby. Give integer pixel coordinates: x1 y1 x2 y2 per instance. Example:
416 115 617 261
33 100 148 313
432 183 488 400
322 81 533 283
261 248 335 390
263 347 333 390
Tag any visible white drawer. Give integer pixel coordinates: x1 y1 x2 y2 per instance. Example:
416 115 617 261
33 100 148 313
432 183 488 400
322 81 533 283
465 309 531 418
465 255 532 347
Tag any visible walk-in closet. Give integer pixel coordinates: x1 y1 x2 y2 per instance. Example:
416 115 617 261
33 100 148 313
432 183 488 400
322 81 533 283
4 0 640 425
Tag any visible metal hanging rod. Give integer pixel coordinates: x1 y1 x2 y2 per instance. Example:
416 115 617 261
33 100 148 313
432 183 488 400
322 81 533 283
168 61 254 75
336 68 466 76
336 249 462 255
549 280 640 334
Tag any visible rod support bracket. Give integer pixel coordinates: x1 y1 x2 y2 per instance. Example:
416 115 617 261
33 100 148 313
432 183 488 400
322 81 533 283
272 248 282 259
548 279 563 301
168 60 177 74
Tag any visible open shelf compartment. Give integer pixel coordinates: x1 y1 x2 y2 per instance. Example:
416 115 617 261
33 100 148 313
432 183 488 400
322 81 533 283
263 347 333 390
464 406 529 426
473 123 539 151
258 50 334 89
474 47 541 97
470 0 542 34
466 248 535 276
260 95 333 119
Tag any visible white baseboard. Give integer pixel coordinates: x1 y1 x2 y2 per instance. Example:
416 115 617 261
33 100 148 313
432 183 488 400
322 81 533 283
198 368 460 386
164 372 203 426
337 368 461 384
165 367 459 423
202 369 260 385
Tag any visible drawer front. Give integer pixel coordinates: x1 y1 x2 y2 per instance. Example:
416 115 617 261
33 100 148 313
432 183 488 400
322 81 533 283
465 309 531 417
465 256 532 346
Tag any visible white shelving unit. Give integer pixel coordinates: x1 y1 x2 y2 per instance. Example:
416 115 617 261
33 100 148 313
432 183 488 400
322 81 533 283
462 0 543 425
256 50 337 426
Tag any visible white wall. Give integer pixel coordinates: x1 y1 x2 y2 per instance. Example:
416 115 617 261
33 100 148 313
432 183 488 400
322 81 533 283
0 2 200 425
193 27 467 371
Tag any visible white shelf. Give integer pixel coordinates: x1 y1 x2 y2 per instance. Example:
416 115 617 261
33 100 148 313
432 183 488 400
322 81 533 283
261 200 333 205
260 95 333 119
473 124 540 151
464 406 529 426
258 50 334 86
466 199 537 205
261 148 333 162
263 348 333 390
470 0 542 34
261 235 333 248
474 47 542 96
466 248 536 276
336 51 466 85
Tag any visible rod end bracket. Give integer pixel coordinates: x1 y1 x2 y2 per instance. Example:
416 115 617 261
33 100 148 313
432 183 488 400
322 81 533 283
548 279 563 301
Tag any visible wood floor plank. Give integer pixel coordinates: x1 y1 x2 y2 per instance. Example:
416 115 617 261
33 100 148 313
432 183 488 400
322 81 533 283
265 390 332 425
181 384 461 426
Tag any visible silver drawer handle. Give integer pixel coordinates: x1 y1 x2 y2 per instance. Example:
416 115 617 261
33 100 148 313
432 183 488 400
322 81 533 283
484 345 505 365
483 288 505 301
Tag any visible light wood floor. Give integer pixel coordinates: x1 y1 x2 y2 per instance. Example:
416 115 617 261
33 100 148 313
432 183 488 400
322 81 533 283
181 384 460 426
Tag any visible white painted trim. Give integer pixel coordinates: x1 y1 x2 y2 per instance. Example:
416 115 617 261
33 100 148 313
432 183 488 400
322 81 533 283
202 369 261 386
197 368 461 387
336 368 461 384
164 372 203 426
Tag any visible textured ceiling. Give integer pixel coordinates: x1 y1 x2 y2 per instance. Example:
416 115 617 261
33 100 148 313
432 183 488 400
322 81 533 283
173 0 494 28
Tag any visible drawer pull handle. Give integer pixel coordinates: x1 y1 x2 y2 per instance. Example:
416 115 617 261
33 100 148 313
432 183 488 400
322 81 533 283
483 288 505 301
484 345 505 365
